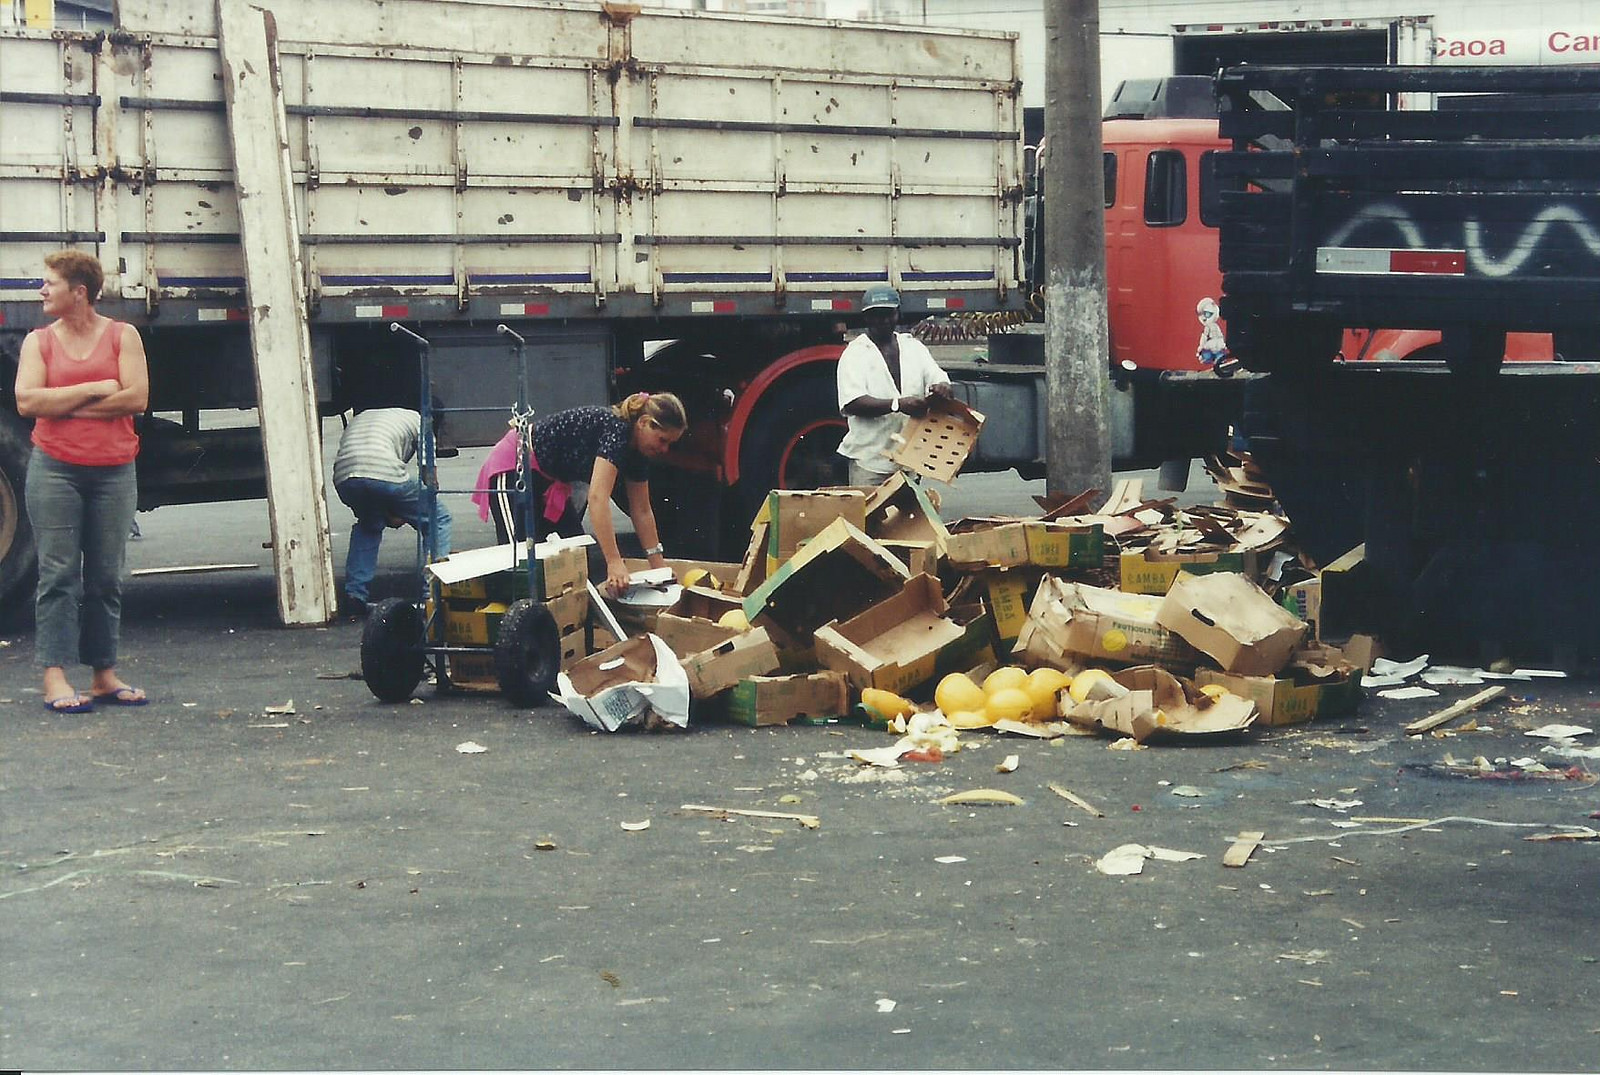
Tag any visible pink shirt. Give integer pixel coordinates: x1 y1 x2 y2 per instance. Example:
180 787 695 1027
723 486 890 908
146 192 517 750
31 321 140 467
471 429 522 520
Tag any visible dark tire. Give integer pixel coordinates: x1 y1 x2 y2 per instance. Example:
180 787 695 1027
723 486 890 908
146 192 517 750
494 598 562 706
360 598 426 702
0 409 37 615
734 369 849 529
1442 327 1505 377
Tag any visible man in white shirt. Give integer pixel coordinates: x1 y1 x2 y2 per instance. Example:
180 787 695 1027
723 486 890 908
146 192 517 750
835 284 953 486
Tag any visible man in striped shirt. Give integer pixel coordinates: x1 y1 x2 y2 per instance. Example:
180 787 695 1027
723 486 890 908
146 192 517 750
332 407 452 617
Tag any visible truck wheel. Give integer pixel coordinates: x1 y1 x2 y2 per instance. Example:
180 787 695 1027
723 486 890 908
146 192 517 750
1442 327 1504 377
735 371 848 525
360 598 426 702
495 598 561 707
0 410 37 616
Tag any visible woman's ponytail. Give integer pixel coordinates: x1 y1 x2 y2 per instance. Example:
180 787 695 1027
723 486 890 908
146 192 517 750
614 390 687 432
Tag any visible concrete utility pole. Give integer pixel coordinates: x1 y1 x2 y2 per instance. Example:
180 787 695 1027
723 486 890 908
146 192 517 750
1042 0 1111 499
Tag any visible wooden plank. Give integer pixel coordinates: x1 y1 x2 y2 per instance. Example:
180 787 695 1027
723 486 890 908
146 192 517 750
1404 686 1506 735
1046 783 1104 818
216 0 335 625
130 563 258 577
1224 831 1265 868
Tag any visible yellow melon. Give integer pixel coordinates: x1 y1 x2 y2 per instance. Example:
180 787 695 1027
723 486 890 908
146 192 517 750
935 673 987 716
981 665 1029 698
1023 667 1072 715
1068 667 1115 704
717 609 750 631
861 688 915 721
984 687 1035 724
946 709 995 730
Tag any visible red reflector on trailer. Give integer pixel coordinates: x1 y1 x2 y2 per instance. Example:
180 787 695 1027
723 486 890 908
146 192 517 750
382 304 410 318
1390 250 1465 275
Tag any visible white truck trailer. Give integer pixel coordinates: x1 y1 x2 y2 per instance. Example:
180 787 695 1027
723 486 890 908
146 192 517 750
0 0 1026 620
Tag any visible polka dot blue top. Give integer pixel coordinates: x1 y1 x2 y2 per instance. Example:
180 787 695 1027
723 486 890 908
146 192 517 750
531 405 650 484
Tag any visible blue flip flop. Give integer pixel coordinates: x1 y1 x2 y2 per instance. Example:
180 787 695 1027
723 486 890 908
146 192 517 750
93 686 148 707
43 693 94 713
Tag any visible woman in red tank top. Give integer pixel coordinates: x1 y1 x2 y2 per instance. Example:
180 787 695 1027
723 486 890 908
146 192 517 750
13 250 151 712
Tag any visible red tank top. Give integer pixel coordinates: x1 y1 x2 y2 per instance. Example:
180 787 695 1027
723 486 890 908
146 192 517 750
31 320 141 466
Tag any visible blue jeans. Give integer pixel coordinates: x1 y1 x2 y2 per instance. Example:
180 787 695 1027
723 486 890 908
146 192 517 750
335 476 452 602
25 452 138 670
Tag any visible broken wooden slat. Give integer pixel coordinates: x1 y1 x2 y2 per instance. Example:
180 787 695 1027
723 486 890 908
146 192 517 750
1047 782 1105 818
1223 830 1266 868
1404 686 1505 735
681 804 820 829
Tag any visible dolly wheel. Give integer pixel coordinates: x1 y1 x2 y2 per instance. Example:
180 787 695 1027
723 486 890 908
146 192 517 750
361 598 426 702
495 598 562 706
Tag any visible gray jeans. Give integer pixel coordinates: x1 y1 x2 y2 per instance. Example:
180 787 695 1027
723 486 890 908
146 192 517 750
846 459 897 488
25 451 138 670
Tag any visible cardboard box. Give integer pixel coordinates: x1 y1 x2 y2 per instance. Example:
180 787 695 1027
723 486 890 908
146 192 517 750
1280 578 1322 636
1065 665 1258 742
742 517 910 643
726 671 849 727
1119 548 1260 595
553 634 690 731
760 489 868 572
814 573 980 695
889 395 986 483
443 600 508 647
624 557 744 593
681 627 781 699
1013 577 1199 669
980 568 1043 644
945 518 1103 572
734 517 770 596
1318 544 1372 642
652 611 741 661
1156 571 1309 677
444 588 591 690
429 537 590 603
1195 664 1360 727
864 472 949 547
672 585 744 623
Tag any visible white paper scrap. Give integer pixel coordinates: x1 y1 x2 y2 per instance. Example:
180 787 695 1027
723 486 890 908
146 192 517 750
620 820 651 832
1371 655 1429 678
1295 798 1362 812
1095 843 1203 876
1362 673 1411 688
1377 686 1441 700
1421 666 1485 686
934 855 967 865
876 999 897 1013
1514 668 1568 678
456 741 488 754
1526 724 1593 740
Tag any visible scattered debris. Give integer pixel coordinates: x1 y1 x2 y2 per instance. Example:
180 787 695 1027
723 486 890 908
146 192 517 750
1404 686 1504 735
263 700 296 715
876 998 897 1013
620 820 651 832
1224 831 1265 868
937 789 1024 807
455 741 488 754
1096 843 1205 876
1524 828 1600 842
995 754 1019 773
1295 798 1362 812
1047 783 1105 818
680 804 820 830
1378 686 1439 701
934 855 967 864
1526 724 1593 740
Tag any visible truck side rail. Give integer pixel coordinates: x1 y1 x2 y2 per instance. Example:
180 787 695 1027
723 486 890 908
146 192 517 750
1213 65 1600 345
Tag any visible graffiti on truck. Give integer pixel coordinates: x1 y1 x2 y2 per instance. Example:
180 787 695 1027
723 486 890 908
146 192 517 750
1321 201 1600 278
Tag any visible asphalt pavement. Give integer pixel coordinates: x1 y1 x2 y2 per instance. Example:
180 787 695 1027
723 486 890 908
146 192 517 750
3 457 1599 1071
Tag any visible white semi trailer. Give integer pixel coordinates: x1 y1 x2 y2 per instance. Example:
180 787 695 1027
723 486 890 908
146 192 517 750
0 0 1027 620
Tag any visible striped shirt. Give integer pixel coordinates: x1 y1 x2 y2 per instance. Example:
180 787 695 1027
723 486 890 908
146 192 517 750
332 408 420 486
